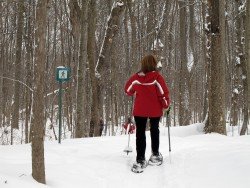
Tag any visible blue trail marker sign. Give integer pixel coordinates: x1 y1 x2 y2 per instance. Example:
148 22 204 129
56 67 70 82
56 66 70 144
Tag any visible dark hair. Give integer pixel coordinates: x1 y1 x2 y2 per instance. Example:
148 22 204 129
140 54 157 74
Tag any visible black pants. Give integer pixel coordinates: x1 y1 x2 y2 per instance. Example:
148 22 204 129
134 116 161 162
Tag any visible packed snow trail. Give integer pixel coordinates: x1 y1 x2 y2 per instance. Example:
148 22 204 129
1 123 250 188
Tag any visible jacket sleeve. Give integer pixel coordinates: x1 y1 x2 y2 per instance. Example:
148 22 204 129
124 75 136 96
156 75 170 108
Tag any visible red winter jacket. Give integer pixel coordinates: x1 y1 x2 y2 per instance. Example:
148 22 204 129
124 71 170 117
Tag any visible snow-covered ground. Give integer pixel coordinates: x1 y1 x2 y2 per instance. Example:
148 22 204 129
0 123 250 188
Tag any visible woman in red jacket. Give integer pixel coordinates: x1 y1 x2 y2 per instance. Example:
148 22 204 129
124 54 170 173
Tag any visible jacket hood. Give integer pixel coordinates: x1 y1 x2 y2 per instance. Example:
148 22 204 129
135 71 159 83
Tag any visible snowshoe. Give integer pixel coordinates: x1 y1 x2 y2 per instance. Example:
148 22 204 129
148 152 163 166
131 160 148 173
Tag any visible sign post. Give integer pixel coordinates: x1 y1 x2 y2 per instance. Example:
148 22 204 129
56 66 70 144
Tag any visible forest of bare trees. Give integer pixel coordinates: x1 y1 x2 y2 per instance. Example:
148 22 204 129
0 0 249 143
0 0 249 184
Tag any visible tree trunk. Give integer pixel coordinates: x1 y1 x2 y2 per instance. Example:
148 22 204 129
205 0 226 134
240 56 249 135
0 2 4 127
24 0 34 143
31 0 49 184
202 1 210 122
178 0 190 126
110 35 119 136
92 1 125 136
246 0 250 108
95 2 126 76
126 0 137 73
123 7 130 120
146 0 156 51
231 0 242 128
240 2 249 135
75 0 88 138
88 0 100 137
12 1 24 130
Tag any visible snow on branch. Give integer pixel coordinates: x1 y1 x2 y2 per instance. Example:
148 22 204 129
116 1 124 7
151 39 164 51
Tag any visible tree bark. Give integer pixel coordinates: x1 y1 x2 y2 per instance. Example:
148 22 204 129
88 0 100 137
75 0 88 138
146 0 156 51
246 0 250 108
31 0 49 184
24 0 34 143
126 0 137 73
202 1 210 123
240 1 249 135
205 0 226 134
92 1 125 136
12 1 25 130
95 2 126 76
0 2 4 127
178 0 190 126
231 0 242 128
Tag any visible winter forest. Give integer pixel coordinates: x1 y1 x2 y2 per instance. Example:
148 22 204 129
0 0 250 187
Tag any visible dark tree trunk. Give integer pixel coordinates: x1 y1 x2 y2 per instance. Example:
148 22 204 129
88 0 100 137
205 0 226 134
